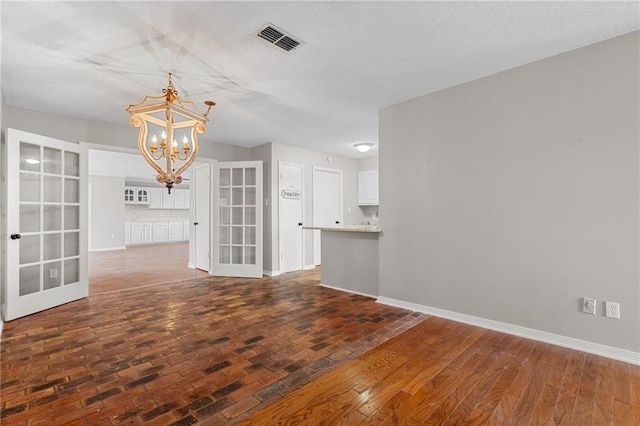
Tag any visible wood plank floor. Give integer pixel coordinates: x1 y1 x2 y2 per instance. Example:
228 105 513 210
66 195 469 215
2 245 639 425
239 317 640 425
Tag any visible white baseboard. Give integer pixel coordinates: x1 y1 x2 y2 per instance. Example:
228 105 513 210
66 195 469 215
377 296 640 366
89 246 126 252
263 270 281 277
320 283 376 299
303 264 316 270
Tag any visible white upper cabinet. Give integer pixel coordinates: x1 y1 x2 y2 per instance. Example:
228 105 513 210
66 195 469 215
124 186 150 205
358 170 379 206
136 188 149 204
124 187 135 204
129 187 189 209
148 188 163 209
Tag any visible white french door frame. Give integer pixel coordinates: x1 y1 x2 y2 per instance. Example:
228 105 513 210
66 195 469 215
4 129 89 321
211 161 263 278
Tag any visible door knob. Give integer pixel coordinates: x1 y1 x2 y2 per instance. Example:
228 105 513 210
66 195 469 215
10 233 21 240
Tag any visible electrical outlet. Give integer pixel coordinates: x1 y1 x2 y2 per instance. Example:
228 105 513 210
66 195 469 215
605 301 620 319
582 297 596 315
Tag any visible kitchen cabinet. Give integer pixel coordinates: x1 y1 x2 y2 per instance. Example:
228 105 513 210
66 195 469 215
183 221 190 240
124 188 135 204
358 170 379 206
130 223 144 244
136 188 149 204
168 221 183 241
147 188 189 209
152 222 169 243
124 186 150 205
148 188 163 209
125 220 188 245
144 223 153 243
174 189 190 209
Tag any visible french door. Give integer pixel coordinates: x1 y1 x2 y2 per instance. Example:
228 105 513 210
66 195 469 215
211 161 263 278
4 129 88 321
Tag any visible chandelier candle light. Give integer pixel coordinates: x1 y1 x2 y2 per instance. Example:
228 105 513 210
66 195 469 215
127 73 215 193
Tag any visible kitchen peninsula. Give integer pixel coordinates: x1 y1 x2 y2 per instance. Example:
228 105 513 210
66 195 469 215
304 226 380 297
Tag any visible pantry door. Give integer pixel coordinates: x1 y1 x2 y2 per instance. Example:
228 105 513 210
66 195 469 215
5 129 88 321
211 161 263 278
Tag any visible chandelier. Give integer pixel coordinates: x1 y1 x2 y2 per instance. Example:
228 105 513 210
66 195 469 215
127 73 215 193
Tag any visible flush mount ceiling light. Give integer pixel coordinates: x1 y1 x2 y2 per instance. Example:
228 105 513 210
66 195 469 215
127 73 215 193
354 143 374 153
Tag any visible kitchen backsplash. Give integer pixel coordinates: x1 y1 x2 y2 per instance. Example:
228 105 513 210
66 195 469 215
125 204 190 221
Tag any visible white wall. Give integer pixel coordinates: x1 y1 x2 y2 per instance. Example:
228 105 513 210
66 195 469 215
379 31 640 353
89 175 126 251
358 156 378 172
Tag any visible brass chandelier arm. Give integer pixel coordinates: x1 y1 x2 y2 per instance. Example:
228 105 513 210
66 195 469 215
173 124 203 178
130 116 166 177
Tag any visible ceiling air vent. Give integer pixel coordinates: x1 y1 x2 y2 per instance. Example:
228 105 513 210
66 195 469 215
258 24 302 52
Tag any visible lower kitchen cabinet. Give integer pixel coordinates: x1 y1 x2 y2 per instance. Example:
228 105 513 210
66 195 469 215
168 221 183 241
152 222 169 243
125 221 190 245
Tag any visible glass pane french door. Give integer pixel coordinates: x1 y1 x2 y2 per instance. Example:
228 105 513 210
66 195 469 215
212 161 263 278
5 129 88 321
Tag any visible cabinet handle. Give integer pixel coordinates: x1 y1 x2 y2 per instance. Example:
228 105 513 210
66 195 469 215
298 222 303 226
335 221 340 224
194 222 199 226
10 233 22 240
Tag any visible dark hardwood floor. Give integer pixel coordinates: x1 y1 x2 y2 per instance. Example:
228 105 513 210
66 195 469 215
1 245 639 424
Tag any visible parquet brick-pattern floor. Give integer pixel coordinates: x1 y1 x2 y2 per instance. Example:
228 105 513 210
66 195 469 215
89 243 208 295
0 268 426 425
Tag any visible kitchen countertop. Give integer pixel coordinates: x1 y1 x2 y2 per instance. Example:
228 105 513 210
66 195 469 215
302 225 381 233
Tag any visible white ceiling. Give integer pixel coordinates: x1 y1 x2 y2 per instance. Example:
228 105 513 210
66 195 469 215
2 1 639 159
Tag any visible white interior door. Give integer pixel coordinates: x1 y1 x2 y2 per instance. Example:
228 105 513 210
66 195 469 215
313 167 343 265
279 162 304 274
212 161 263 278
5 129 88 321
192 164 211 271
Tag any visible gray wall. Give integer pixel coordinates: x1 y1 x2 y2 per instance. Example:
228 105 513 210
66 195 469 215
379 31 640 352
89 175 126 251
3 105 250 161
250 143 272 271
